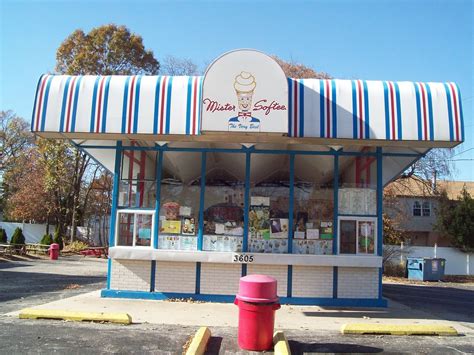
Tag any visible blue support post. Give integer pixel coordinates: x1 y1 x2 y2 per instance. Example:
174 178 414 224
107 141 122 289
197 152 206 251
154 148 164 249
332 150 339 298
243 150 251 252
376 147 384 299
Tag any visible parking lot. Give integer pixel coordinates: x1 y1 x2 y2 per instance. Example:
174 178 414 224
1 257 473 354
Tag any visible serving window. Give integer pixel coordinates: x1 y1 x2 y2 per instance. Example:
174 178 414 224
338 217 376 255
116 210 155 247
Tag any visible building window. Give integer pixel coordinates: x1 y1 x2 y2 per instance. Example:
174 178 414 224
116 210 155 247
413 201 422 216
422 201 431 216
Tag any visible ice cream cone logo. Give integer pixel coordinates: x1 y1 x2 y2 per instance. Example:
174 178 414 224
234 71 256 113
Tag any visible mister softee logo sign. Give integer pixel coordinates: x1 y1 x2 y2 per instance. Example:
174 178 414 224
201 50 288 134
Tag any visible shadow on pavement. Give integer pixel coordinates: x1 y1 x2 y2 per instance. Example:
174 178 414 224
0 270 106 303
288 340 383 354
0 262 32 270
205 336 223 355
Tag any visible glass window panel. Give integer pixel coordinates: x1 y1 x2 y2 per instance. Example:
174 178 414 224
203 152 245 252
338 149 377 215
357 221 375 254
422 201 431 216
293 155 334 255
117 213 134 246
158 151 201 251
413 201 422 216
249 154 289 254
340 219 356 254
136 214 152 247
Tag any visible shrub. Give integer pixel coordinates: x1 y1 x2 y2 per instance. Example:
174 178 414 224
0 228 7 243
10 227 25 246
53 227 64 250
40 233 53 245
63 240 89 253
383 262 406 277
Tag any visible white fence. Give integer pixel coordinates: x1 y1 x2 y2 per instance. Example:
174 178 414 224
0 222 55 244
385 244 473 275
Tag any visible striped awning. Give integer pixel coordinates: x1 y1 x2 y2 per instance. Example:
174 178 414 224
31 74 464 146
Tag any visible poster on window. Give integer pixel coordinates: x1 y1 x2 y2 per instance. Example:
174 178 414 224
338 188 376 215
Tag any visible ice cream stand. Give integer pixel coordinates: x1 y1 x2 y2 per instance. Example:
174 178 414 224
31 49 464 306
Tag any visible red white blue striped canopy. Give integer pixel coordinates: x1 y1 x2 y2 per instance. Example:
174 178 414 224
31 74 464 146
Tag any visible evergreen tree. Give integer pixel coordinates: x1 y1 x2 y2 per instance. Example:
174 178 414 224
53 227 64 250
0 228 7 243
10 227 25 245
40 233 53 245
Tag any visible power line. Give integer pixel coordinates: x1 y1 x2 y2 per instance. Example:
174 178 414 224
452 147 474 157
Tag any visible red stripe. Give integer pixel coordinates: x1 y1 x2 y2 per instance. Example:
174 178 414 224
357 80 363 139
326 80 330 138
65 77 77 133
449 83 460 141
127 76 136 134
35 75 48 131
96 77 106 133
293 80 298 137
159 76 168 134
389 82 396 140
420 83 428 140
192 77 198 135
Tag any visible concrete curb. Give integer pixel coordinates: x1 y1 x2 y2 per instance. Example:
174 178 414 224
273 331 291 355
19 309 132 325
341 323 458 336
185 327 211 355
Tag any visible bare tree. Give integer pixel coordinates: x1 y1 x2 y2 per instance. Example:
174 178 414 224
160 55 200 76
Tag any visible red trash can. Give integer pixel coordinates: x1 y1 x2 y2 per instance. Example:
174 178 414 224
234 274 281 351
49 243 60 260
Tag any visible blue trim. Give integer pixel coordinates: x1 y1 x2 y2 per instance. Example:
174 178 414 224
333 266 338 298
241 263 247 277
320 80 325 137
59 77 72 132
109 141 123 247
331 79 337 138
121 77 131 134
153 76 162 135
426 84 434 141
376 147 383 256
165 76 173 134
414 83 422 140
383 81 390 140
455 83 465 141
444 83 454 141
287 78 292 136
288 154 295 253
185 77 192 135
287 265 292 298
394 82 402 140
333 151 339 254
133 76 142 133
195 262 201 294
352 80 358 139
70 77 82 132
197 152 206 251
243 150 251 252
102 77 112 133
299 79 304 137
154 149 163 249
362 80 369 139
40 76 54 132
89 76 101 133
338 213 378 218
31 75 44 131
100 289 388 307
106 259 112 289
150 260 156 292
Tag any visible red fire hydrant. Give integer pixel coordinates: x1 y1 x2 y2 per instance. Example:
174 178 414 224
48 243 60 260
234 274 281 351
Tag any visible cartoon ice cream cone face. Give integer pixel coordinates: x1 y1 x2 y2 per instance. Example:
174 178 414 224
234 71 256 112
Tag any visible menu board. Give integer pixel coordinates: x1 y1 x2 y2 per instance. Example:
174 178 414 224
338 188 376 215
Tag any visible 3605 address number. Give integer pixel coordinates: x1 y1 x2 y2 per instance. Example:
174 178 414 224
232 254 255 263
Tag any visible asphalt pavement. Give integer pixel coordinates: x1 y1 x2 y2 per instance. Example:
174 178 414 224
383 283 474 326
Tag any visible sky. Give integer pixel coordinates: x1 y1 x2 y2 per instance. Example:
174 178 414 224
1 0 473 181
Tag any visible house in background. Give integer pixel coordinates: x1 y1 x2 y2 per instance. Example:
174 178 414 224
384 178 474 247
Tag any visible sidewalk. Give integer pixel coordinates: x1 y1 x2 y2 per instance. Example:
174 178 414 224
6 290 474 335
